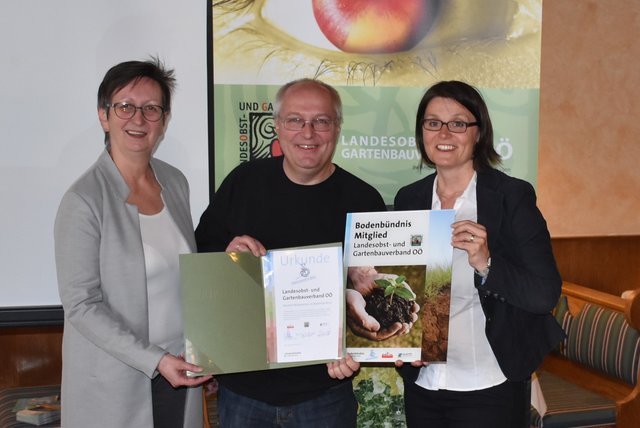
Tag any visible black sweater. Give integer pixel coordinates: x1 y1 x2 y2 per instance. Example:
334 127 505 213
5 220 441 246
195 156 386 405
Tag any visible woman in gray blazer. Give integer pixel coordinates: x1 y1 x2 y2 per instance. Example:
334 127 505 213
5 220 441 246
54 58 211 428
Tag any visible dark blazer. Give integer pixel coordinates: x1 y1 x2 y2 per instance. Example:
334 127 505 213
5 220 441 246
394 168 564 382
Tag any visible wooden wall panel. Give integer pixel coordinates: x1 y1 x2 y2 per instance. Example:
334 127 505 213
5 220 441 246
0 326 62 389
552 236 640 296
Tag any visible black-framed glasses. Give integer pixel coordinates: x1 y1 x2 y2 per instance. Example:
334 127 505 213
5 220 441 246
279 116 338 132
422 119 478 133
106 102 166 122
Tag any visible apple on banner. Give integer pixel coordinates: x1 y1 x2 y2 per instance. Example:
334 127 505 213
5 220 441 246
312 0 441 53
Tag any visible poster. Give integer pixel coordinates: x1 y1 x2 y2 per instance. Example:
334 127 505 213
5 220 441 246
344 210 455 362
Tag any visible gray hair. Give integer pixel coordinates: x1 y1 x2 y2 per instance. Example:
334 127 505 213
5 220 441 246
273 78 343 123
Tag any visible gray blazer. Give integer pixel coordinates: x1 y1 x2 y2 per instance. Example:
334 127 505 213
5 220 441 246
54 149 202 428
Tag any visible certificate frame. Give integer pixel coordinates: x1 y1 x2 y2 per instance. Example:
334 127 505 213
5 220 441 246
180 242 345 375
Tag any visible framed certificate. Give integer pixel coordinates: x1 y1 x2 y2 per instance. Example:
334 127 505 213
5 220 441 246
180 243 344 375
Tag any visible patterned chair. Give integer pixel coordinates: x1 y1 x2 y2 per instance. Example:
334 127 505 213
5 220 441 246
531 282 640 428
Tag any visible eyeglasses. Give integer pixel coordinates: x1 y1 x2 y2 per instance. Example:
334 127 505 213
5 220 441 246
422 119 478 133
106 102 166 122
279 116 338 132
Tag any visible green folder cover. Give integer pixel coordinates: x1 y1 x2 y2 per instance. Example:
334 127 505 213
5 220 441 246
180 243 345 375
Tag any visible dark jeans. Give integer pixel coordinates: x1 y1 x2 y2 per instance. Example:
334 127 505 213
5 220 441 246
217 381 358 428
151 375 186 428
404 378 530 428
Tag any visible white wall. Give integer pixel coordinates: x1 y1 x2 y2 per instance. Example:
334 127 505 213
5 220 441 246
0 0 209 307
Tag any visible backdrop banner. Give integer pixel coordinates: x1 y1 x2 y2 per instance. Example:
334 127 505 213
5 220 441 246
213 84 540 203
211 1 543 425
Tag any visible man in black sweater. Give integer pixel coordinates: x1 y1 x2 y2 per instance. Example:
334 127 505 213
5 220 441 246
195 78 386 427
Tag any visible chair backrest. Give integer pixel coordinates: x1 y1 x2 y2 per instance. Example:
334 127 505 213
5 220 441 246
554 294 640 385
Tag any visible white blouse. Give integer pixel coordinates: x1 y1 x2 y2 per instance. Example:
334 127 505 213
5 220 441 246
139 206 191 356
415 172 506 391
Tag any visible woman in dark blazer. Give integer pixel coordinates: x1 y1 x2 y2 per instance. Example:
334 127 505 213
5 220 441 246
394 81 564 428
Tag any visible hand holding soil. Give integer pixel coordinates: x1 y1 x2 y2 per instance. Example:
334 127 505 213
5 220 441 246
346 269 420 341
347 266 379 295
347 289 407 341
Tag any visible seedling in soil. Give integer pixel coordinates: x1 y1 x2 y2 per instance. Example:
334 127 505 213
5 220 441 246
365 275 417 329
374 275 416 304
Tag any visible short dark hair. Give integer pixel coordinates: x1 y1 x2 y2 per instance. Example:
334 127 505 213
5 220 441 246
97 57 176 142
414 80 500 171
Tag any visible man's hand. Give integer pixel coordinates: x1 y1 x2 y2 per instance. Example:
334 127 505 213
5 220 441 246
327 354 360 379
226 235 267 257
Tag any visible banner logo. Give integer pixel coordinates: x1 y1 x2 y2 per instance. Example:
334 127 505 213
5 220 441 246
238 103 279 163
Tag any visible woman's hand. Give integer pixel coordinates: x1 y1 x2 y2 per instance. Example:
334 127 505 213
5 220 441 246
157 353 213 388
394 360 428 368
451 220 491 273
